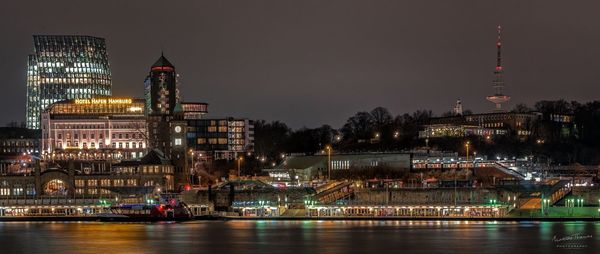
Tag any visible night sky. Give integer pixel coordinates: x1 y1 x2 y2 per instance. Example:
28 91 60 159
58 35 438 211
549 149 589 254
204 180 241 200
1 1 600 128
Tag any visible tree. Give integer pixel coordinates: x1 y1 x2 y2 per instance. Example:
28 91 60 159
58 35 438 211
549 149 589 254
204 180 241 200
534 100 573 115
341 111 374 141
370 107 393 129
512 103 532 113
253 120 290 160
440 111 454 117
286 125 339 154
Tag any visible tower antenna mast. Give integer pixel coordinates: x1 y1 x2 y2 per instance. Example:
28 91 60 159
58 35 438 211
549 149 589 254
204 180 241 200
486 25 510 111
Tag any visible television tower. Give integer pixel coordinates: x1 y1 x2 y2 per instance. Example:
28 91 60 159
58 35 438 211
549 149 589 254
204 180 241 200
486 25 510 111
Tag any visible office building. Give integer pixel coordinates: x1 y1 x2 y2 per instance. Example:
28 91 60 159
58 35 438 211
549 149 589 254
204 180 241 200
26 35 112 129
186 118 254 160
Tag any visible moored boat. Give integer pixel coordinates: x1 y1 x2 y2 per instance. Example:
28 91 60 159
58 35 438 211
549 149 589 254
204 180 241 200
98 199 193 221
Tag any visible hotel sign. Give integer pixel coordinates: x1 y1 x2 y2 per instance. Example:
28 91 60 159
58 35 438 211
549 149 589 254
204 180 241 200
74 98 132 104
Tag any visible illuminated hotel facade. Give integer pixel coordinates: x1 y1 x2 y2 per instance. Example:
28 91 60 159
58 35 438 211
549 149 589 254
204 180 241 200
40 98 147 160
26 35 112 129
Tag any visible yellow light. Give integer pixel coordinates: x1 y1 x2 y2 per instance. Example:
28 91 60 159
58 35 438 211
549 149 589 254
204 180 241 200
74 98 132 105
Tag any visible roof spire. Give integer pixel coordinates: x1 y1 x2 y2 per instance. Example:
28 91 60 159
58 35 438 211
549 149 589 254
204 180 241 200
496 25 502 71
151 53 175 70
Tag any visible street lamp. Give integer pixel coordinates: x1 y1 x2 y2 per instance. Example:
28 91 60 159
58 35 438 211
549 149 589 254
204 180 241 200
189 149 195 173
325 145 332 181
188 149 196 185
237 156 244 177
465 141 471 163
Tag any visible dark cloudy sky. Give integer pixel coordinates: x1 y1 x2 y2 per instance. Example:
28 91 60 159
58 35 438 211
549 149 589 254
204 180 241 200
1 1 599 128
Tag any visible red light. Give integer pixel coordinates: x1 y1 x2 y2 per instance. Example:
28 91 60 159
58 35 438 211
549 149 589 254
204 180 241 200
496 66 503 71
184 185 191 191
151 66 174 71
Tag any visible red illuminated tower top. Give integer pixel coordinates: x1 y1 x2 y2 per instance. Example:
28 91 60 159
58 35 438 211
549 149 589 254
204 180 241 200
486 25 510 111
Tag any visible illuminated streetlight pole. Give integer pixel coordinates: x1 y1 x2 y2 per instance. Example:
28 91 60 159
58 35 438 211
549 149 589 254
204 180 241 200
237 156 244 178
189 149 195 185
189 149 194 172
465 141 470 162
456 141 470 206
326 145 332 181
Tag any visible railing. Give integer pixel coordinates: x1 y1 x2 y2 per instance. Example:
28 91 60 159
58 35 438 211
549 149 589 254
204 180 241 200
550 186 571 205
0 198 101 206
491 162 526 179
314 182 354 204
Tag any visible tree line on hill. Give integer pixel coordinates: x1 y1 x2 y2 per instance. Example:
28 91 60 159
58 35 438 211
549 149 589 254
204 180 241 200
253 100 600 166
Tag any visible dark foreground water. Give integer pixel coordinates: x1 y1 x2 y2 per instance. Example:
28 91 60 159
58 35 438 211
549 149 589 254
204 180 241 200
0 220 598 253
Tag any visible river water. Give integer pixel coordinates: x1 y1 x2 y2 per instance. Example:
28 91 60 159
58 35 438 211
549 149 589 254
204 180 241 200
0 220 598 253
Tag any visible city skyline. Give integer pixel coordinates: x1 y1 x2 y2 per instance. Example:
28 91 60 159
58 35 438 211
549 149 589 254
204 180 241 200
2 1 600 129
1 2 600 251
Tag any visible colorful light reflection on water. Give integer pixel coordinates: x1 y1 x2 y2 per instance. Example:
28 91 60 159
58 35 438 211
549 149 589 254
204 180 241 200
0 220 597 253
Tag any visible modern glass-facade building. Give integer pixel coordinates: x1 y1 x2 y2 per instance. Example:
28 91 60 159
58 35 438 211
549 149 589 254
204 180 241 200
186 118 254 160
26 35 112 129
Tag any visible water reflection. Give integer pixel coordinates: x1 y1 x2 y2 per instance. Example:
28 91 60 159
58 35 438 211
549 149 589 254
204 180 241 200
0 221 597 253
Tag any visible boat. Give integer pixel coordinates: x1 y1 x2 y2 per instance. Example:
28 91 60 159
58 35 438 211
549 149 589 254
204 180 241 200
98 199 193 222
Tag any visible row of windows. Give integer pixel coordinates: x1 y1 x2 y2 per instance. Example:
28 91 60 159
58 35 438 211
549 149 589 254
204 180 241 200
0 187 36 196
57 141 145 149
74 188 109 195
111 166 174 174
55 133 143 140
75 179 139 187
196 138 229 145
481 123 504 128
0 141 37 146
332 160 351 170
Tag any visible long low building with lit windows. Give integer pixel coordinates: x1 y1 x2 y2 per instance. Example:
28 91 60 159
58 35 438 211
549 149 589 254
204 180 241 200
41 97 148 161
263 153 412 185
0 150 174 211
305 204 511 218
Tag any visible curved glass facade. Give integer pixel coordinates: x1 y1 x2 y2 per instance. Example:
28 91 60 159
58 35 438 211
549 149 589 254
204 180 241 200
26 35 112 129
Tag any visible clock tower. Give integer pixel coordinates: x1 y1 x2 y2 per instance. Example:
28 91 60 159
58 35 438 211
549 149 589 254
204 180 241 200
171 118 190 190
